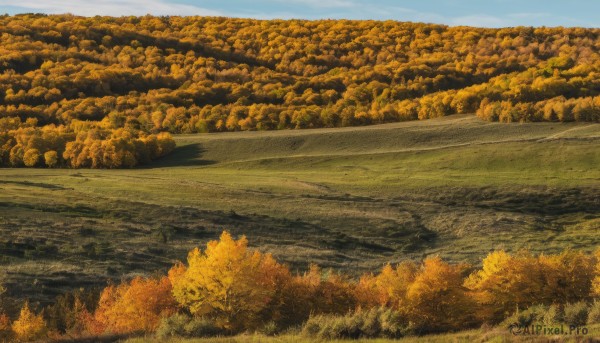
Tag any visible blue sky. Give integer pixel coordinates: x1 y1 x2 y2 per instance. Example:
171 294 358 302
0 0 598 27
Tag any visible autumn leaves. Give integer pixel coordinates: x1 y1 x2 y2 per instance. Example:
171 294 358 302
0 231 598 341
1 15 600 168
0 117 176 168
2 231 597 341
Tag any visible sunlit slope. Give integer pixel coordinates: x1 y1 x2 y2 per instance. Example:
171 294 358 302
167 114 600 187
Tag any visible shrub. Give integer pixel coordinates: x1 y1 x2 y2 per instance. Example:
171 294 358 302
502 304 546 328
257 321 279 336
563 302 589 327
540 304 563 326
588 301 600 325
301 307 406 339
156 313 222 339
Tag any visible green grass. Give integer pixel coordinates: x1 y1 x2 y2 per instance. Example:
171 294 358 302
1 114 600 304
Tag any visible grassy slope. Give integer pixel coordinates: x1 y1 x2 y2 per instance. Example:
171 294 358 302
1 114 600 304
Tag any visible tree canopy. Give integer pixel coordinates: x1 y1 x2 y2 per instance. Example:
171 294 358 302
0 14 599 167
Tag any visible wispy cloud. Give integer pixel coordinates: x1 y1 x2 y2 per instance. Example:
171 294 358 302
0 0 223 16
450 14 508 27
508 12 550 19
269 0 357 9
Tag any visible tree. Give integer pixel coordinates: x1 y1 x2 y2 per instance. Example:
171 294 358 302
12 302 47 341
93 276 178 334
171 231 288 331
465 250 545 323
405 257 477 333
44 150 58 167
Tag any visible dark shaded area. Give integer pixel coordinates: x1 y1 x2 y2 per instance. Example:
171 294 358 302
144 144 215 168
0 180 68 190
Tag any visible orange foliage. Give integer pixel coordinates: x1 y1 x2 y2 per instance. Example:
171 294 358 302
11 302 47 341
93 276 178 334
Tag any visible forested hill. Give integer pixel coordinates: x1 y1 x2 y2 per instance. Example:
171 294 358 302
0 14 599 168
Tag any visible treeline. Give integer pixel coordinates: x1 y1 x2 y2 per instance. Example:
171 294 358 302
0 117 175 168
0 15 599 163
1 231 599 341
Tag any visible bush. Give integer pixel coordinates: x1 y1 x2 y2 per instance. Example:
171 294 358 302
156 314 223 339
503 305 546 328
257 321 279 336
540 304 563 326
588 301 600 325
301 307 406 339
563 302 589 327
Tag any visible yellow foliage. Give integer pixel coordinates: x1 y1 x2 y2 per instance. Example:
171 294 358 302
538 249 595 302
405 257 476 333
171 231 288 331
11 302 47 342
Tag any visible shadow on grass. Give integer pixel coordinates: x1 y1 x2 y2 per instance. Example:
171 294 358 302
144 143 216 168
0 180 67 190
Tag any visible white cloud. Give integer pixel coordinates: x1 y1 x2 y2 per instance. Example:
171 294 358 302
0 0 223 17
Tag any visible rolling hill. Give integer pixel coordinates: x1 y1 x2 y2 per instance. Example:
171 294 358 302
1 114 599 305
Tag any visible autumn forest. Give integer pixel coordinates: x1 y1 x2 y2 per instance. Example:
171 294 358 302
1 12 600 342
0 14 599 168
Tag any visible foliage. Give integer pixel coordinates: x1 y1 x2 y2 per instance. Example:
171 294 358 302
1 15 599 167
588 301 600 325
4 230 600 339
43 288 99 335
301 307 406 339
0 313 12 342
11 302 47 342
170 231 288 332
404 257 477 333
156 313 222 339
563 301 589 327
93 276 178 334
464 249 596 323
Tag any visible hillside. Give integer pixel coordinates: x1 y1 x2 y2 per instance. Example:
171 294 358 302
1 115 599 304
1 14 600 168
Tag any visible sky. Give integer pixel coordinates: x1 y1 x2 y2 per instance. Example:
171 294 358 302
0 0 598 28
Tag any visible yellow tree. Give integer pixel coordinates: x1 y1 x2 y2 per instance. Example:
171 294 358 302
22 148 41 167
171 231 287 331
44 150 59 167
465 250 544 323
539 250 595 303
405 257 476 333
12 302 47 341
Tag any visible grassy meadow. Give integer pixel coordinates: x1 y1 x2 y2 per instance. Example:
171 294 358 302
1 114 600 305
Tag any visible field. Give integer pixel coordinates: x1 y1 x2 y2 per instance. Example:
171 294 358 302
1 114 600 304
